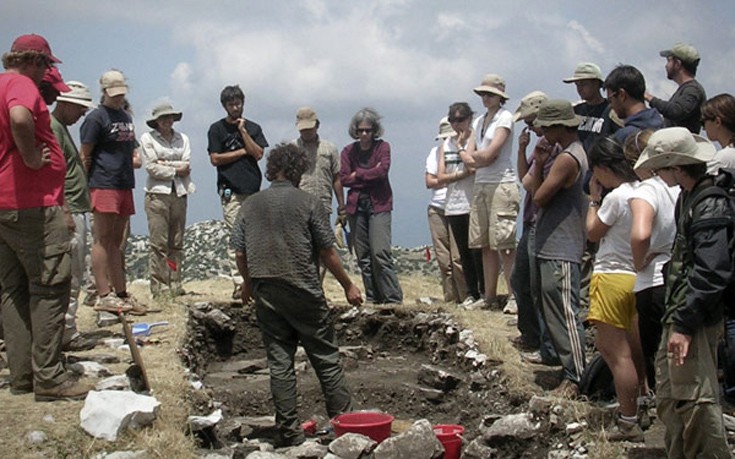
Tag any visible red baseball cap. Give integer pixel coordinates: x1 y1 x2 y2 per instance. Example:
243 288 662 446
42 67 71 93
11 34 62 63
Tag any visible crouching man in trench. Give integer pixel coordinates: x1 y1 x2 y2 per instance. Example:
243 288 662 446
231 142 363 447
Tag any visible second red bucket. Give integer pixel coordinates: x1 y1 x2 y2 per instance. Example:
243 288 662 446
434 424 465 459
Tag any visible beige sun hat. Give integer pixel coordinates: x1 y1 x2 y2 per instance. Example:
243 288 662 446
512 91 548 122
146 102 182 128
659 43 700 65
296 106 318 130
435 117 455 140
533 99 582 128
100 70 128 97
563 62 603 83
56 81 95 109
473 74 509 99
634 127 715 171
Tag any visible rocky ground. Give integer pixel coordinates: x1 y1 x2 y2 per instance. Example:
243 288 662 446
2 220 734 458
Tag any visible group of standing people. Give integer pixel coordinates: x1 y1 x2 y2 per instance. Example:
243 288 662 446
0 33 197 402
425 42 735 456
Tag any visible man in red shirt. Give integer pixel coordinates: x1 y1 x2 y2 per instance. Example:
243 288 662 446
0 34 89 401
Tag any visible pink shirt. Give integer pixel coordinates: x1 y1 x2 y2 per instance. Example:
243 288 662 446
0 72 65 210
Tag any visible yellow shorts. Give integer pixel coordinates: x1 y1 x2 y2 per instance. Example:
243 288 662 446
588 273 637 330
468 182 519 250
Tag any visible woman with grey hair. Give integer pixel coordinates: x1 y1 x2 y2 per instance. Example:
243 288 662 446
339 108 403 304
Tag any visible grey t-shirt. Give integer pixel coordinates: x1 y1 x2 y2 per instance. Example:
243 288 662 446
534 140 588 263
230 180 335 298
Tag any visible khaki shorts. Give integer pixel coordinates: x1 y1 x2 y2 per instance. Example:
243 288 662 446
587 273 637 330
468 182 519 250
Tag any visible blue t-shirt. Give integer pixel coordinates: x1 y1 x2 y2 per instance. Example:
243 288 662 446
80 106 136 189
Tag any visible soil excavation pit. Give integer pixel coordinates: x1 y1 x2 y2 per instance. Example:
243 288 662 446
182 302 560 456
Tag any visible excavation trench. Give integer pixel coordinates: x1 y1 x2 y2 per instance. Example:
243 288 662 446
181 302 562 456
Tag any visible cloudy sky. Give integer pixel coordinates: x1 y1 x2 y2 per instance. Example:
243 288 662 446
2 0 734 247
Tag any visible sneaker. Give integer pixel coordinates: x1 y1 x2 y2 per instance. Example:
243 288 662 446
62 334 97 352
551 379 579 399
503 296 518 314
459 296 478 309
509 335 539 352
232 284 242 301
93 294 131 313
470 297 490 310
34 378 90 402
605 415 644 442
121 294 148 316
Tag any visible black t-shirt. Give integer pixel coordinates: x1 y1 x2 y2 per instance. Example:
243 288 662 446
207 118 269 195
574 101 618 155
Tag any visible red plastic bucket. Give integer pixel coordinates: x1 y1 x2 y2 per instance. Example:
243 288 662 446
434 424 464 459
330 411 394 443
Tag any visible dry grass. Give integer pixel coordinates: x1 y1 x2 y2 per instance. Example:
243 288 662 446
1 272 613 457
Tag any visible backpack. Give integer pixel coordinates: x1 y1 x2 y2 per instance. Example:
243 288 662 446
578 353 616 401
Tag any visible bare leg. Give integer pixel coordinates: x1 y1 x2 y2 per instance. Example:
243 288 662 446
482 247 500 301
596 322 639 417
627 315 650 395
91 212 128 296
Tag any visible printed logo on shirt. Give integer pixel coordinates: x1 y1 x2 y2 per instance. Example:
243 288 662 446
109 122 136 142
578 116 605 135
224 132 245 152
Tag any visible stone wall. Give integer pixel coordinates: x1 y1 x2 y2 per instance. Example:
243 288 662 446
123 220 439 281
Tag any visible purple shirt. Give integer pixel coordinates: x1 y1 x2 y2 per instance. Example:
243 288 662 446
340 139 394 214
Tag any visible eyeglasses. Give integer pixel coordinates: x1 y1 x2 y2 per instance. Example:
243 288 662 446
448 116 468 124
606 91 619 102
357 128 373 134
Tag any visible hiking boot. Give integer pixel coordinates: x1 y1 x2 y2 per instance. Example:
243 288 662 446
122 294 147 316
35 378 90 402
93 294 131 313
62 334 98 352
606 415 645 442
551 379 579 399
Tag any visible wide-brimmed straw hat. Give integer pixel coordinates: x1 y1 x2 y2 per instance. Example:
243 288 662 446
512 91 548 122
473 74 509 99
533 99 582 128
634 127 715 171
146 102 182 128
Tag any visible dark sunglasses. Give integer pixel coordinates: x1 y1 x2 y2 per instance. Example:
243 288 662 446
357 128 373 134
448 116 468 124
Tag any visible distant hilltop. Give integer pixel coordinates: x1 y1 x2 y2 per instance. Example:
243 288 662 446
124 220 439 282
